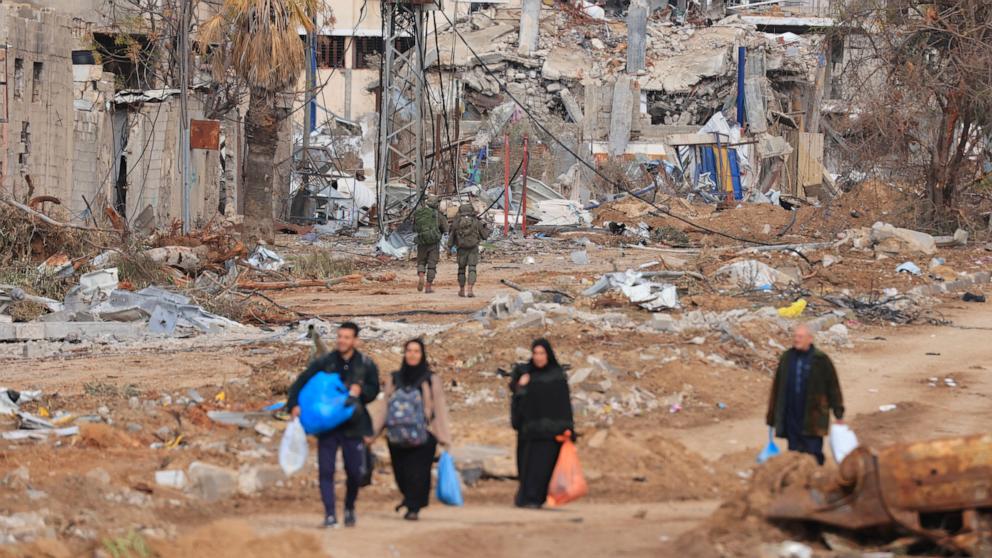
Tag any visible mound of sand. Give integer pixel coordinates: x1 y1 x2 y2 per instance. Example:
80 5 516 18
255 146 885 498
148 519 327 558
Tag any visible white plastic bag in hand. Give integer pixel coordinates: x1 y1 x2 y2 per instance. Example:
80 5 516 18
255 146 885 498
829 423 858 464
279 418 308 476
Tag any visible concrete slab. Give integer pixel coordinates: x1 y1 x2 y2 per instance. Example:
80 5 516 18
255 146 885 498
14 323 45 341
541 47 595 81
638 27 743 93
431 24 516 68
0 322 146 342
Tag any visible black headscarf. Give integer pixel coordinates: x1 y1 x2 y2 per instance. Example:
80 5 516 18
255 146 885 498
529 338 560 373
398 338 430 387
512 338 573 439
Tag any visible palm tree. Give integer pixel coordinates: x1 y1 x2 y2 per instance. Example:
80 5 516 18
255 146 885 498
200 0 318 244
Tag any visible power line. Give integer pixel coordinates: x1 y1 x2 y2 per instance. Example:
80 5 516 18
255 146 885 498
430 4 784 248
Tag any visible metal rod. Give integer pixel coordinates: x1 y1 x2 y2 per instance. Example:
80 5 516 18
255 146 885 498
737 46 746 127
521 134 529 237
503 133 509 236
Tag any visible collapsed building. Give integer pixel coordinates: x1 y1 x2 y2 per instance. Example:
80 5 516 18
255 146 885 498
2 0 857 233
286 0 854 234
424 4 843 205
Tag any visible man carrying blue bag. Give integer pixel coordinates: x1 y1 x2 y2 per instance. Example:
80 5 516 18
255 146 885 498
287 322 381 529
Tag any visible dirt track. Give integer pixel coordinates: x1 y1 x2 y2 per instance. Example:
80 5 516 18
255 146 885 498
252 501 717 558
2 238 992 557
661 303 992 462
234 305 992 557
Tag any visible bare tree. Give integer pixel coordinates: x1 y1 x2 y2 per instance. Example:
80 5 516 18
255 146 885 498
832 0 992 229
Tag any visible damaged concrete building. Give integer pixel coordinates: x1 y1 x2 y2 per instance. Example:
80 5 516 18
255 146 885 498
0 0 244 229
3 0 854 231
397 0 851 209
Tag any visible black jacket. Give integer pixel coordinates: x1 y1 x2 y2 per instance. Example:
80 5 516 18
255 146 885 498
766 347 844 438
287 350 381 438
510 363 574 440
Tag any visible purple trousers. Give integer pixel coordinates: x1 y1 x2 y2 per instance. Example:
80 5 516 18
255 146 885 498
317 430 366 516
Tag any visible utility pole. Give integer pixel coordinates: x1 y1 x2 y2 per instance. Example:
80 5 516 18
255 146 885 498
376 0 430 233
178 0 192 233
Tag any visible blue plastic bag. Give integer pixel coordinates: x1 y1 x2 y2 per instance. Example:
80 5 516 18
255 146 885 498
757 426 781 464
298 372 356 435
436 451 463 506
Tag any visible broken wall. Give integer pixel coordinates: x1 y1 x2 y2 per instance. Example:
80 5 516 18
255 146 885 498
1 3 75 204
117 94 230 227
70 63 115 219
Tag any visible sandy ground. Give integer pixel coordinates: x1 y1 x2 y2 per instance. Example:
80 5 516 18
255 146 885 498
2 234 992 557
224 303 990 557
659 303 992 462
251 501 718 558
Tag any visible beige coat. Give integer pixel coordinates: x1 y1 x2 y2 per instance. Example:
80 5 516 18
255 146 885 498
369 373 452 446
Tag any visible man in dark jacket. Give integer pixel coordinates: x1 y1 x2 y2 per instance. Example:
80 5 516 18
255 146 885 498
766 323 844 465
288 322 380 528
447 203 490 298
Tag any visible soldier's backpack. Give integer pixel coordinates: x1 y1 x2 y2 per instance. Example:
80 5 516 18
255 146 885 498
385 374 430 447
413 206 441 245
453 215 481 249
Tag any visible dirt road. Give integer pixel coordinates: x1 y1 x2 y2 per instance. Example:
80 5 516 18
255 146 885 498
251 500 718 558
661 303 992 460
228 304 992 557
3 244 991 557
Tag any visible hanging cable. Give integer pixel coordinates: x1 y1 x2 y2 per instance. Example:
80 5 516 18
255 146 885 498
430 3 786 248
432 12 459 195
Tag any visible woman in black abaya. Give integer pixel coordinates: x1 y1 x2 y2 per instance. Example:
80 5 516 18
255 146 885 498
510 338 574 508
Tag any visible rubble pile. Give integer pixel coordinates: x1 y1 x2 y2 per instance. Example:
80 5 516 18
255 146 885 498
439 9 821 130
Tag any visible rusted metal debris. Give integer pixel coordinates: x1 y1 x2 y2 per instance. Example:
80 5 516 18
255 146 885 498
28 195 61 210
767 434 992 555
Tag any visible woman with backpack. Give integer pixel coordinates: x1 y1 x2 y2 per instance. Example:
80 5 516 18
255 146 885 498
510 338 574 508
373 338 451 520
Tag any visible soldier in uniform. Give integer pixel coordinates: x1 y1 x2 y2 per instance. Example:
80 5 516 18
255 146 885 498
447 203 490 298
412 196 448 294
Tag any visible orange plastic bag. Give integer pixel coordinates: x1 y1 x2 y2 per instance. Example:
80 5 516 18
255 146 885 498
545 430 588 507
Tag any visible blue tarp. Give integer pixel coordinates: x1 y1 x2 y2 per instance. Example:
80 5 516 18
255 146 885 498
696 146 743 201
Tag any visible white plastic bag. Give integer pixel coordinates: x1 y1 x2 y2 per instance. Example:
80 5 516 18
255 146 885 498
279 418 308 476
829 423 858 464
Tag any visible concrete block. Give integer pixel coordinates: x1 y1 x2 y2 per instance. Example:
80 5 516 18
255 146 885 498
507 309 545 331
14 322 44 340
154 470 187 490
806 314 842 333
943 279 973 292
188 462 238 502
238 465 287 495
648 313 678 332
0 323 16 341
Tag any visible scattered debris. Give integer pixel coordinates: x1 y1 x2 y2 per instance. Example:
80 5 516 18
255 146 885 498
583 270 679 311
870 222 937 256
246 246 285 272
715 260 794 290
